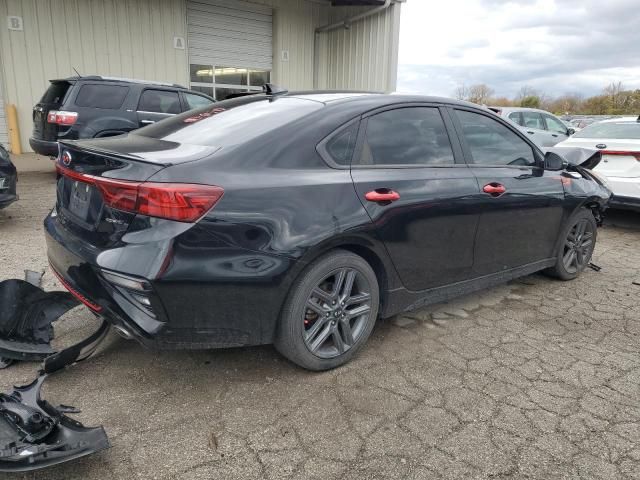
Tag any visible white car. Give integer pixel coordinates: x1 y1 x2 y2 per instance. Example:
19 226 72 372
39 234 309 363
556 117 640 211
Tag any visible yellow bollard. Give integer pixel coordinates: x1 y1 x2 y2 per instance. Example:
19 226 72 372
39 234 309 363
6 104 22 155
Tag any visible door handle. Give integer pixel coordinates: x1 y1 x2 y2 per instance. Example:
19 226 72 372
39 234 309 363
483 182 506 197
365 189 400 203
140 120 155 125
552 134 558 137
527 131 535 135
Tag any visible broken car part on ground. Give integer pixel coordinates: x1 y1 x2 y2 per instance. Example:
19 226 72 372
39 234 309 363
0 278 111 472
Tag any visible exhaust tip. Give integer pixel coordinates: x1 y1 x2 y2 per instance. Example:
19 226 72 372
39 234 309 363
113 325 134 340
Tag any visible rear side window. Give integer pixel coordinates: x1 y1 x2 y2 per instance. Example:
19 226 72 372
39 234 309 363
456 110 536 167
508 112 523 126
358 107 455 166
138 90 181 114
323 123 359 166
544 114 568 134
134 97 322 148
75 84 129 109
521 111 545 130
41 82 72 104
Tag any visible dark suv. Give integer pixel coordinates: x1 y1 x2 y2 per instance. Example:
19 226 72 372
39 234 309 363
29 76 214 156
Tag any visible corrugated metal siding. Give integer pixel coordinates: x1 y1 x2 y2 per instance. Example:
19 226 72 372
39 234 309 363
187 0 273 69
0 73 7 148
254 0 329 90
324 2 401 92
0 0 189 153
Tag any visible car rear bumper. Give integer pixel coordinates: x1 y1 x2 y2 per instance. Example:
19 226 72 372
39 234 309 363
44 210 295 349
606 176 640 211
29 137 59 157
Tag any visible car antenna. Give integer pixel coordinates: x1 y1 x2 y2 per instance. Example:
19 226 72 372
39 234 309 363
72 67 82 79
263 83 288 96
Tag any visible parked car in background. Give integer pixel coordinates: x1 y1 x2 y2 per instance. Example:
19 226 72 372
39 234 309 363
489 107 575 146
46 91 610 371
569 118 600 132
557 117 640 211
29 76 215 157
0 145 17 210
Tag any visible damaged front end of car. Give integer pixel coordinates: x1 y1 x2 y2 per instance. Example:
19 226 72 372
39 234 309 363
0 275 112 472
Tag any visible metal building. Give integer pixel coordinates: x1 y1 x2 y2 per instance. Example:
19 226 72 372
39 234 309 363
0 0 404 153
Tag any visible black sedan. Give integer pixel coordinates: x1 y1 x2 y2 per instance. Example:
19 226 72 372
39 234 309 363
44 91 611 370
0 145 17 210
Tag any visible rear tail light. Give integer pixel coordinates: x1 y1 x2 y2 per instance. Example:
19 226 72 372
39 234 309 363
600 151 640 162
47 110 78 125
56 164 224 222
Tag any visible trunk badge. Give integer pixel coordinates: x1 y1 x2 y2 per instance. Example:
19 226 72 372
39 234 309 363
61 150 72 166
595 144 607 149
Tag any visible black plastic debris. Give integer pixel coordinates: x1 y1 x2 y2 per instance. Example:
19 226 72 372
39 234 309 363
587 262 602 272
0 375 110 472
0 279 79 365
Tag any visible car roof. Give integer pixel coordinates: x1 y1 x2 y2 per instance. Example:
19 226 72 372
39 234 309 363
51 75 186 88
284 91 481 108
598 116 640 123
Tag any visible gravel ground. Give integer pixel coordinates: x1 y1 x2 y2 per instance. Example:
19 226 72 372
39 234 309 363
1 172 639 480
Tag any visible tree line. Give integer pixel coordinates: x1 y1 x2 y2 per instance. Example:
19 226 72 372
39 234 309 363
453 82 640 116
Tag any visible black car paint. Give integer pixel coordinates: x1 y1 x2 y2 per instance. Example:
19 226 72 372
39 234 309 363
0 146 18 209
44 93 611 351
29 77 214 157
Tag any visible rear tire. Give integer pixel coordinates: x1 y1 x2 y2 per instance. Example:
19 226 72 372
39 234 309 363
275 250 379 371
545 209 597 281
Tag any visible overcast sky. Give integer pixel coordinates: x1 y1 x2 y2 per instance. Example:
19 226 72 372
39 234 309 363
397 0 640 99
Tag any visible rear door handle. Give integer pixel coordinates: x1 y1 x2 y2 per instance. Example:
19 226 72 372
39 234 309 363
527 131 535 135
483 182 506 197
365 189 400 203
552 134 558 137
140 120 155 125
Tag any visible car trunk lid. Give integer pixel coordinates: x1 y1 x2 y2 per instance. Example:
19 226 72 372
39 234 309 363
32 80 75 142
561 138 640 177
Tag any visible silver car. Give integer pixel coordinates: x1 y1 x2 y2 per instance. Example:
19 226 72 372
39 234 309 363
489 107 575 146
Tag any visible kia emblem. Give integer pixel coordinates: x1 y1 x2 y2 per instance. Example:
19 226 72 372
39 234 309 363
595 144 607 149
61 150 72 166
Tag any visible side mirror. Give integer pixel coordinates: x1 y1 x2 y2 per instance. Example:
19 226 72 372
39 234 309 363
567 127 576 136
544 151 568 171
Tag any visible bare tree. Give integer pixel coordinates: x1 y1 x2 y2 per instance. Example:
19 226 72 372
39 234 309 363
467 84 494 105
454 84 469 101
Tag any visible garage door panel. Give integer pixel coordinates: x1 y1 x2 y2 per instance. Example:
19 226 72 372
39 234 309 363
187 0 273 70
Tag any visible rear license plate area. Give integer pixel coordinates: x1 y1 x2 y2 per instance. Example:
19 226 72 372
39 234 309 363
69 181 92 220
59 177 102 229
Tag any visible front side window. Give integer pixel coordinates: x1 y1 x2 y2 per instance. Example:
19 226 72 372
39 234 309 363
183 92 214 110
138 90 181 114
358 107 455 167
544 114 568 134
75 84 129 109
456 110 536 167
521 111 545 130
189 64 271 101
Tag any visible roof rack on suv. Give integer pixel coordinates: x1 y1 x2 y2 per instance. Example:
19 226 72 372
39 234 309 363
53 75 185 88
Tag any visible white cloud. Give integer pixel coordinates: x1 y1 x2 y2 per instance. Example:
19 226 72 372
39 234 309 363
397 0 640 98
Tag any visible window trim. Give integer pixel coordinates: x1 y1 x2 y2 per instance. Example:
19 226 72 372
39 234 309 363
449 106 544 169
351 104 466 170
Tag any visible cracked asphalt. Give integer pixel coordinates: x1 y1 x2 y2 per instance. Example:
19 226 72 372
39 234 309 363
1 172 639 480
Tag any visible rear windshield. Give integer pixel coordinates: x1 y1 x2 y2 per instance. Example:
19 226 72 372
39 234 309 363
573 122 640 139
75 84 129 109
134 96 322 147
41 81 72 104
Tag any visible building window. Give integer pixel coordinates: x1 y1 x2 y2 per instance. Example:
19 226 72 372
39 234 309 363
190 65 271 101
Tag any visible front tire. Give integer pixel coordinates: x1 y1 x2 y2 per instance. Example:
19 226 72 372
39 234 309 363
275 250 379 371
546 209 597 281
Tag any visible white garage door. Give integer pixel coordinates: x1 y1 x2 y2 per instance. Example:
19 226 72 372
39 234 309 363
187 0 273 101
0 75 8 149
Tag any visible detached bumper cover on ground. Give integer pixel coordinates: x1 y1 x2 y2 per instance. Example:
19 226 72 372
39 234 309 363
0 279 111 472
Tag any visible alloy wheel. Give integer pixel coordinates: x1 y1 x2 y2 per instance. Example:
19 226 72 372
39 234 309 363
562 218 595 274
303 268 372 359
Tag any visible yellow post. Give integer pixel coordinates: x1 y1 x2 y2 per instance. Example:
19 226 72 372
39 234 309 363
6 104 22 155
